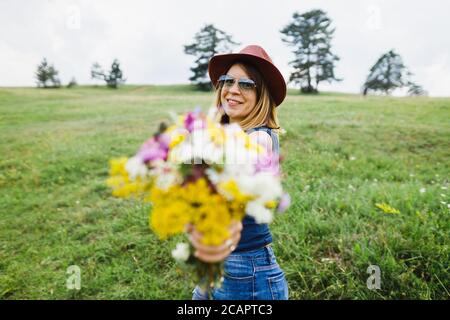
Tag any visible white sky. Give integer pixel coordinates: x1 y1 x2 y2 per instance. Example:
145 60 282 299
1 0 449 96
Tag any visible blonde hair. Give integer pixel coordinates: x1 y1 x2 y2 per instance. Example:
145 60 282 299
213 62 280 133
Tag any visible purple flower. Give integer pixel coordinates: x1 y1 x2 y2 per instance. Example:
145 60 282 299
184 112 196 132
139 148 166 163
156 133 171 150
138 137 168 163
255 152 280 175
277 193 291 213
184 111 206 132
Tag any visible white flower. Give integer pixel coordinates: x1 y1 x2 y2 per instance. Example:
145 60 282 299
420 188 426 193
205 168 220 185
125 156 148 180
236 172 282 202
201 142 224 164
155 173 179 191
246 201 273 224
349 156 356 161
171 243 190 262
321 258 335 264
150 161 181 190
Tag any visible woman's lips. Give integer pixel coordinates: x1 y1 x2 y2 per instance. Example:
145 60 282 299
227 99 242 107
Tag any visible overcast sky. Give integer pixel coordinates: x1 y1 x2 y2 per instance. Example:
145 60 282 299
1 0 449 96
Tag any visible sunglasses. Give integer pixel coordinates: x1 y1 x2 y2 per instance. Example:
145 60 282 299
217 75 257 91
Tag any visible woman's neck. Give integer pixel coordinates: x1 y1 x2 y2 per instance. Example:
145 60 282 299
229 117 242 126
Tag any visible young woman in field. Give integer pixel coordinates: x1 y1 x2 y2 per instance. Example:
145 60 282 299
189 45 289 300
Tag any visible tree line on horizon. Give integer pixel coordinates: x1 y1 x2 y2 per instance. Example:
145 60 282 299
35 9 426 96
35 59 126 89
184 9 426 96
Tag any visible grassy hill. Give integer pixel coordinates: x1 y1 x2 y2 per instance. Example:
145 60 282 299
0 85 449 299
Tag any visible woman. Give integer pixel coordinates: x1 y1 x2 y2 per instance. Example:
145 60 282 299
190 45 288 300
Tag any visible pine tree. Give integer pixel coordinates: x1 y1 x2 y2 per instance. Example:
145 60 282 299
407 82 427 96
363 50 411 95
35 58 61 88
91 59 126 89
281 9 340 93
184 24 239 91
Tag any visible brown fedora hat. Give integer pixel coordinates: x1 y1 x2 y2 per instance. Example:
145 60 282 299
208 45 286 106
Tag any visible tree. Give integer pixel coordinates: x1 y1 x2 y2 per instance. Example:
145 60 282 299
184 24 239 91
35 58 61 88
363 50 411 95
407 82 427 96
91 59 126 88
281 9 340 93
67 77 77 88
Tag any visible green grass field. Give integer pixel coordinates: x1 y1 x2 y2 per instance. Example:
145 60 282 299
0 85 449 299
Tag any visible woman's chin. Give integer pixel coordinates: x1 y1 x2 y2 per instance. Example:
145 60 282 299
224 109 239 119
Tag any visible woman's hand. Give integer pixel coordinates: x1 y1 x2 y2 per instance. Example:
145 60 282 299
186 221 243 263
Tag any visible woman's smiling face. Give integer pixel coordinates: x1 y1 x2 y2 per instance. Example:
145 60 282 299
220 63 257 122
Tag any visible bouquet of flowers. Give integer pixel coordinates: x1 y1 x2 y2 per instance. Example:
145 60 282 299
106 108 290 294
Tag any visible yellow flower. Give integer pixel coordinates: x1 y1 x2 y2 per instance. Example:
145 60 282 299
148 177 242 246
149 185 192 239
207 123 226 146
218 179 254 203
106 157 151 198
169 132 186 148
109 157 128 176
375 202 400 214
265 200 277 209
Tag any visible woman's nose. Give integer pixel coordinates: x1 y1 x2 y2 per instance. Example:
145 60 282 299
229 81 241 94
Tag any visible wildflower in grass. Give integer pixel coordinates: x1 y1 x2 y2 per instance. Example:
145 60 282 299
420 188 426 193
375 202 401 214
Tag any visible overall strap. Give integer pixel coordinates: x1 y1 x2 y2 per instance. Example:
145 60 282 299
246 126 279 154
